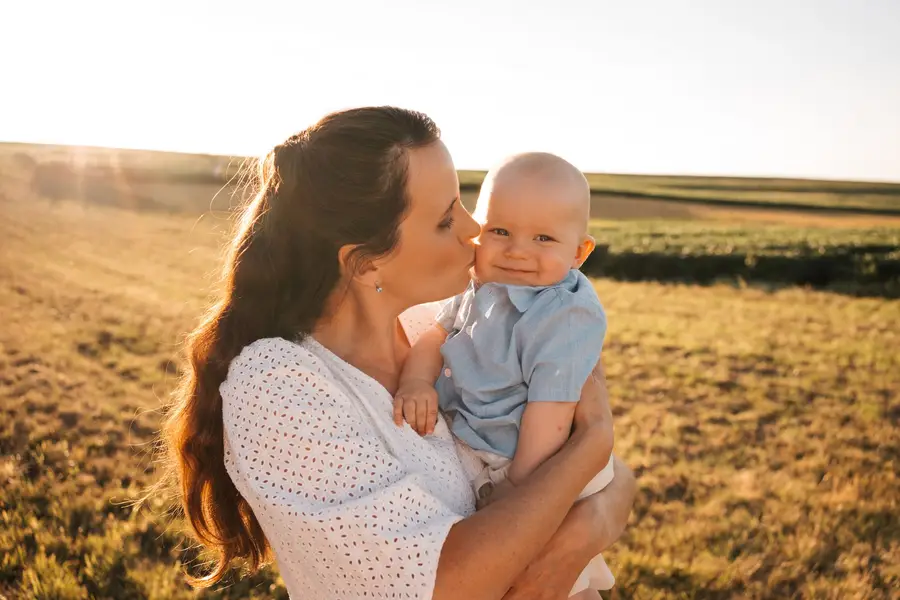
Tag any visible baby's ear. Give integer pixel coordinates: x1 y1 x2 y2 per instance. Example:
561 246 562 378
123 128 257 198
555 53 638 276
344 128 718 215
572 234 596 268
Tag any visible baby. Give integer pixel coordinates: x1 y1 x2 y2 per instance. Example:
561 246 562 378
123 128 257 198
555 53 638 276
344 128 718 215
393 152 616 595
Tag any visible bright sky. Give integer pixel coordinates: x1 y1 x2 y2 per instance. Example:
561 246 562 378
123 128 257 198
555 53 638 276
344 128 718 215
2 0 899 181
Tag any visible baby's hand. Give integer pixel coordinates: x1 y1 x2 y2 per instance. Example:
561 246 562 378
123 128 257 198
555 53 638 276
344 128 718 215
393 379 439 436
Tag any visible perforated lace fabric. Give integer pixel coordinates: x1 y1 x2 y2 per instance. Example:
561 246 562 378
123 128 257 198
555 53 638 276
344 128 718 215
221 302 481 599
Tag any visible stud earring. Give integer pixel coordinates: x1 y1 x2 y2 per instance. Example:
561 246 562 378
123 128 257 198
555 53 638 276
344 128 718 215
375 282 383 293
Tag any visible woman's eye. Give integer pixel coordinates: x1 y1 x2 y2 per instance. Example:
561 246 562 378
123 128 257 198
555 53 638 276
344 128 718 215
439 217 455 230
490 228 509 236
536 234 555 242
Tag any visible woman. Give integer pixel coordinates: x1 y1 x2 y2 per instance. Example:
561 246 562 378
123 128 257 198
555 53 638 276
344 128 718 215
159 106 636 599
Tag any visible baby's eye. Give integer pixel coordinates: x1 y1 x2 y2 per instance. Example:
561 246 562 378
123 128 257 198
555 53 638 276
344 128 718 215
535 234 556 242
490 228 510 237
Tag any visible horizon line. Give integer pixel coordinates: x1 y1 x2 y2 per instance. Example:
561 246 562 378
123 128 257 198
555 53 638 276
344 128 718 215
3 138 900 186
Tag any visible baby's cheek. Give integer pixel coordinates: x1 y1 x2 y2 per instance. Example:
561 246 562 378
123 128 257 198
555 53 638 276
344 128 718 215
543 250 574 280
475 240 494 262
473 243 493 276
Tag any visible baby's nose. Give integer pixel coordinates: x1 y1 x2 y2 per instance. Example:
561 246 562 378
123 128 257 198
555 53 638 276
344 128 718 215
504 243 528 259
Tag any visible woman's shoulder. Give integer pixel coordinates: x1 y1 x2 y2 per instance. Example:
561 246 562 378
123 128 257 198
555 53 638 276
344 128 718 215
400 301 444 343
227 336 327 379
221 336 341 409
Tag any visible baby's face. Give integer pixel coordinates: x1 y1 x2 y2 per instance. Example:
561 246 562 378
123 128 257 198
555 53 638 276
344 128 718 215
473 176 592 287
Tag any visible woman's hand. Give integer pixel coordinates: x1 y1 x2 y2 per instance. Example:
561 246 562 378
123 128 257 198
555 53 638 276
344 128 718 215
502 457 637 600
580 457 636 554
434 362 629 600
571 360 614 470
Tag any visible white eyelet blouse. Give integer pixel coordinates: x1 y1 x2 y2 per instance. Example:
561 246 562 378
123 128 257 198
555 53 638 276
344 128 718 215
221 302 482 599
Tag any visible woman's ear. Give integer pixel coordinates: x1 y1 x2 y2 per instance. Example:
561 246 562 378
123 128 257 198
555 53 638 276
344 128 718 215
338 244 380 289
572 234 596 268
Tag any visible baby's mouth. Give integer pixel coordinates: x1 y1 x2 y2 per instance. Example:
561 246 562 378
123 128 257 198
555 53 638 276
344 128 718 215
496 266 534 274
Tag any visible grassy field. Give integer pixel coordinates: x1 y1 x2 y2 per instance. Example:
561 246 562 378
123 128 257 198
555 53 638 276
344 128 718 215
5 141 900 215
1 187 898 598
590 222 900 256
0 142 244 183
581 222 900 296
461 170 900 214
460 170 900 214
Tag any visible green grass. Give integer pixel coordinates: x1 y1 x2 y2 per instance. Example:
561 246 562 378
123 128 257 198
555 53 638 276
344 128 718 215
1 193 897 598
591 221 900 256
582 222 900 295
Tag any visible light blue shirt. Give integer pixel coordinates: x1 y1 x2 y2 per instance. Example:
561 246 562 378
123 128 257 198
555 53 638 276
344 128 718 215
435 269 607 459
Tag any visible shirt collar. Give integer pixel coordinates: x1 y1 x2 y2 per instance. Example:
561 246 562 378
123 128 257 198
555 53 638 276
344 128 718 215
505 285 542 312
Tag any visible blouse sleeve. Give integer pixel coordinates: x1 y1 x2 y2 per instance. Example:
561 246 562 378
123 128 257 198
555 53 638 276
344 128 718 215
221 339 464 599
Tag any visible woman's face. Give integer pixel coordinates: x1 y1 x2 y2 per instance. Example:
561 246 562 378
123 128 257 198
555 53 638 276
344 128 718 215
377 141 480 307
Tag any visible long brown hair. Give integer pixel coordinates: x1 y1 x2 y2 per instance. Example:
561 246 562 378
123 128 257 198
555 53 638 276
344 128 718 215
156 107 441 586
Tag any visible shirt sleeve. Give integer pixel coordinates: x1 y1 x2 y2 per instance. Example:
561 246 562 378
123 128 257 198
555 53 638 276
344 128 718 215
435 292 464 332
221 340 464 599
517 292 607 403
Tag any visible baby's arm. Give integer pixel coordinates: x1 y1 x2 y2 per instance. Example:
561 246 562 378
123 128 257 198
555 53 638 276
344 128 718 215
393 324 447 435
507 402 577 485
508 290 609 488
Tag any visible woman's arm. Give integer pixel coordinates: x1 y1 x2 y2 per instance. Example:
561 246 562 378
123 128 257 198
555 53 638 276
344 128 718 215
503 457 637 600
432 362 616 600
434 427 611 600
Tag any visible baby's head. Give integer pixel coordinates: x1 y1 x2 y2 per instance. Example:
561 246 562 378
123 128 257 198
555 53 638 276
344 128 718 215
472 152 594 287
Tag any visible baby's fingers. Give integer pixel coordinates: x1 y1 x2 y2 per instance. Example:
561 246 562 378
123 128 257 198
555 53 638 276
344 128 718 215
402 398 420 433
392 395 405 427
426 394 438 435
414 396 431 436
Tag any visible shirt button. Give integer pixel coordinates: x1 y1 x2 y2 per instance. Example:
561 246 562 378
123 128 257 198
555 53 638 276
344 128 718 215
444 368 452 378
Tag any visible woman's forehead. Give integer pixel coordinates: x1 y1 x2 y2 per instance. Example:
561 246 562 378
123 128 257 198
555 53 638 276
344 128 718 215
405 141 459 213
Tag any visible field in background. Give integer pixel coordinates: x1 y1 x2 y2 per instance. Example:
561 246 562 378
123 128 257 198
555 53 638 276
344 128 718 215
584 222 900 297
1 143 898 598
1 195 897 599
460 169 900 215
5 141 900 297
5 141 900 215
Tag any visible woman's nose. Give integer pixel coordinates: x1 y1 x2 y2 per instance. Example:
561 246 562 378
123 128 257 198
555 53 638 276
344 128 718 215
460 208 481 241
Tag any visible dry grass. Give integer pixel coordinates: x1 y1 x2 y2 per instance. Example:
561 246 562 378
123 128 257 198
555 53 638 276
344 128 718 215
0 191 898 598
596 279 899 598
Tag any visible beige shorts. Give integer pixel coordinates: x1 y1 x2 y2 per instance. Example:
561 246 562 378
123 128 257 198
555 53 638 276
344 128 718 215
472 450 617 594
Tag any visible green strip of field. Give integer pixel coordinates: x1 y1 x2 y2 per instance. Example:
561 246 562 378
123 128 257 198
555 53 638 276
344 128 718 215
583 222 900 295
